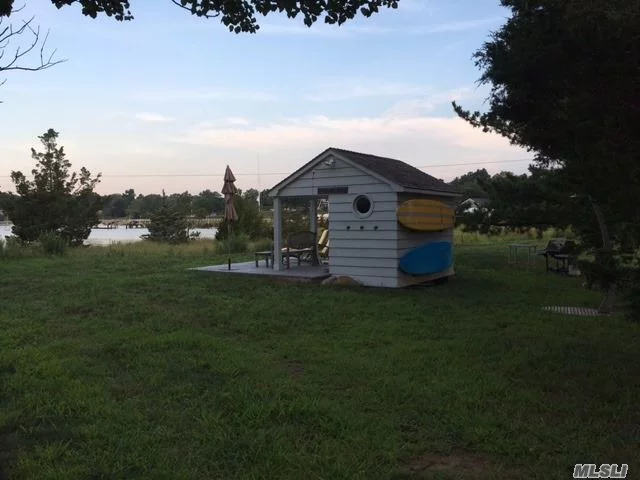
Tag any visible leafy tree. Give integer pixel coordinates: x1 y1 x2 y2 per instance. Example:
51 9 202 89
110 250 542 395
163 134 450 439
0 190 12 217
0 0 397 32
450 169 491 199
101 193 127 218
453 0 640 313
215 193 268 241
5 128 101 246
122 188 136 210
192 189 224 217
259 189 273 210
126 193 163 218
242 188 259 205
168 191 192 216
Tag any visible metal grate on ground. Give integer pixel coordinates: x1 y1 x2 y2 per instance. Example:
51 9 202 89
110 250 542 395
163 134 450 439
542 306 609 317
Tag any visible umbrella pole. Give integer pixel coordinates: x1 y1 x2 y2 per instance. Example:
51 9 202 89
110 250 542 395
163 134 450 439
228 221 232 270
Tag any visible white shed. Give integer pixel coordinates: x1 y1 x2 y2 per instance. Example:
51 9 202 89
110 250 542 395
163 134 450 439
268 148 461 288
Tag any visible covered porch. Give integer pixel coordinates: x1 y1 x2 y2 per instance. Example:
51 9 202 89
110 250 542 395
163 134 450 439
193 260 330 283
270 194 328 272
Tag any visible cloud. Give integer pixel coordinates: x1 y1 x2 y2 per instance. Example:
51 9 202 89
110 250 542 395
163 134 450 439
134 112 175 123
226 117 251 126
169 111 531 182
385 87 478 116
303 82 478 108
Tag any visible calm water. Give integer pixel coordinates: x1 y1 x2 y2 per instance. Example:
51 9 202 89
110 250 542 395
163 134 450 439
0 224 218 246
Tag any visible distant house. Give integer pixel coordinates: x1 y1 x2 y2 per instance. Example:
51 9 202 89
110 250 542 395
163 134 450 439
268 148 461 288
457 197 490 213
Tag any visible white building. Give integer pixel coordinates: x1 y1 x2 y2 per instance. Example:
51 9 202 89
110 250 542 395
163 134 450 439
268 148 461 288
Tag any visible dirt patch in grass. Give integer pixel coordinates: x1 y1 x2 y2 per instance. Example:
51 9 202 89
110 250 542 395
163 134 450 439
401 451 524 479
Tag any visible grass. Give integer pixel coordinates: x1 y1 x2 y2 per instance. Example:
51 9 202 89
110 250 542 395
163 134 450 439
0 240 638 479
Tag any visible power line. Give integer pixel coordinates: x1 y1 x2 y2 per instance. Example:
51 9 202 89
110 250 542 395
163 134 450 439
0 158 533 179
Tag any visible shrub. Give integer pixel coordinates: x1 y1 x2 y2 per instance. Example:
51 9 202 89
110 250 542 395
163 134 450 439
215 196 269 241
250 238 273 253
0 236 40 259
214 233 250 254
38 231 68 255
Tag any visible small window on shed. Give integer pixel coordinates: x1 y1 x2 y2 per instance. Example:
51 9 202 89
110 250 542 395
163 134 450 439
353 195 373 217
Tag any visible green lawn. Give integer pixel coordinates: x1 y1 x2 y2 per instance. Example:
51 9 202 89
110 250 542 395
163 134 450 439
1 242 638 479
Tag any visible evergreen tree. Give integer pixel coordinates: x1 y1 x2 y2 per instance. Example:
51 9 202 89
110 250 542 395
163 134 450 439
6 128 101 246
144 191 193 244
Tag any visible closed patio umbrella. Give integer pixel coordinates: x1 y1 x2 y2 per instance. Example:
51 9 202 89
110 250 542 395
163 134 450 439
222 165 238 270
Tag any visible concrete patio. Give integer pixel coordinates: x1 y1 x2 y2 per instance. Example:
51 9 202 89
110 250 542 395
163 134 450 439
193 261 331 283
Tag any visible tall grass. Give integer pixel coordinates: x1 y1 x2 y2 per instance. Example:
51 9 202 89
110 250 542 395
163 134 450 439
453 226 575 245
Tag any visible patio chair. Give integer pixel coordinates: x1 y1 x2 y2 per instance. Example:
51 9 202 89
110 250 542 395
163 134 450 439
283 231 317 268
317 229 329 264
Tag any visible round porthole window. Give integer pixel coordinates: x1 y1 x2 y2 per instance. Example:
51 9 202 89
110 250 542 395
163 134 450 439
353 195 373 217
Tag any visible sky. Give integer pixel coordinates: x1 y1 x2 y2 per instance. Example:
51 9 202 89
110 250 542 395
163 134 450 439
0 0 530 195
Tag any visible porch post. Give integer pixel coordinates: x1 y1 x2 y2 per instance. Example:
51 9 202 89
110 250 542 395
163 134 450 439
309 198 317 233
273 197 282 271
309 198 319 265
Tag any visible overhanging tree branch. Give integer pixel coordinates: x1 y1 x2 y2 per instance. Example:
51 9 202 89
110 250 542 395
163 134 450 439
0 14 65 73
0 6 66 99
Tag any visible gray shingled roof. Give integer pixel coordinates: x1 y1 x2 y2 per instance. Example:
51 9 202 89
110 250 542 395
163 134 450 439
331 148 460 194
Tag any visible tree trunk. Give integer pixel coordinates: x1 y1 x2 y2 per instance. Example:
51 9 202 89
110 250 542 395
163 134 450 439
592 201 615 314
598 283 616 314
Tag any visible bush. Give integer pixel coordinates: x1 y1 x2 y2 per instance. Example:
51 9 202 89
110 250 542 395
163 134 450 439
0 236 36 259
214 233 250 254
250 238 273 252
38 231 68 255
215 196 270 241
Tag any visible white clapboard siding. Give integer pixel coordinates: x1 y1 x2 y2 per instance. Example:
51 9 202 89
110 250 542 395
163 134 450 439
330 248 398 259
278 157 394 197
330 229 397 241
329 202 398 214
282 176 393 189
322 186 400 287
329 256 398 269
330 219 397 230
327 239 396 250
329 192 397 204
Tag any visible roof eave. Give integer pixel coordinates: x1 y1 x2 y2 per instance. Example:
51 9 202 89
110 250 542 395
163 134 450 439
268 148 335 197
401 187 462 197
269 148 401 197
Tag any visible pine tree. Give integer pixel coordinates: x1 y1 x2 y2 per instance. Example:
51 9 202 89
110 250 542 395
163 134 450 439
7 129 101 246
